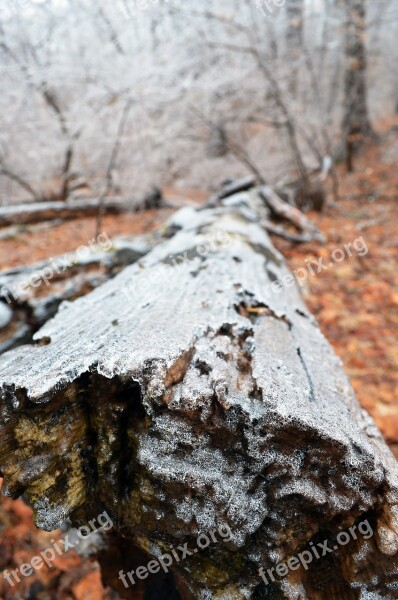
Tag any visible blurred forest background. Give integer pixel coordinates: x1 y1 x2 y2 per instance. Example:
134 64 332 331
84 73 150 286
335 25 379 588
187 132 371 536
0 0 397 205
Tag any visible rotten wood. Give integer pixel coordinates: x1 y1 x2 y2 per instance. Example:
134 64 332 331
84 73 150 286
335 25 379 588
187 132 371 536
0 192 397 599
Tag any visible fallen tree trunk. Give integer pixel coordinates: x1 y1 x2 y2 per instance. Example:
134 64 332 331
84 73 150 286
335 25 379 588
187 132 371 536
208 175 257 205
0 191 397 599
0 234 155 354
0 196 168 228
0 198 133 227
0 302 12 330
261 220 316 243
260 185 324 241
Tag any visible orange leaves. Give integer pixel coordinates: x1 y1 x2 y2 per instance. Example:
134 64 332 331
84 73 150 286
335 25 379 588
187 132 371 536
72 570 104 600
0 491 114 600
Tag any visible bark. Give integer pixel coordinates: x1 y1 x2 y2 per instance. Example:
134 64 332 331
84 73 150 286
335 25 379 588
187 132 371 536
0 164 40 202
0 320 31 355
0 192 397 599
216 176 257 200
342 0 374 171
0 234 154 354
59 146 74 202
0 198 143 228
286 0 304 94
0 303 30 356
261 220 315 243
259 186 324 241
207 176 257 207
0 302 12 330
286 0 304 57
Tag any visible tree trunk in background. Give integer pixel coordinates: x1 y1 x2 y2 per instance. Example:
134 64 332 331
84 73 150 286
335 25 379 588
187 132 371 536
342 0 374 171
286 0 304 94
286 0 304 53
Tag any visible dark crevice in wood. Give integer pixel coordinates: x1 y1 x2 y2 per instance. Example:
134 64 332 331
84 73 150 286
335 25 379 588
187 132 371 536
296 347 316 404
118 381 146 500
79 372 100 490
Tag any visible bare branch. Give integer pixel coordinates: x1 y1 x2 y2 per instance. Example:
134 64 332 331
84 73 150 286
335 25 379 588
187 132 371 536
96 97 134 235
0 164 40 201
190 106 266 184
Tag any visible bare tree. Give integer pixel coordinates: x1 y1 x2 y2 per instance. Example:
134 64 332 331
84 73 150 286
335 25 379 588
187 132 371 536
0 161 40 202
192 8 316 203
286 0 305 94
342 0 374 171
0 20 81 202
1 0 397 206
286 0 304 55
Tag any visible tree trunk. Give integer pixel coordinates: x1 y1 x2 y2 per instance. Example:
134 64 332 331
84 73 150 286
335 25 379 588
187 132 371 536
342 0 374 171
0 192 397 599
0 199 131 228
286 0 304 56
286 0 304 94
0 196 165 228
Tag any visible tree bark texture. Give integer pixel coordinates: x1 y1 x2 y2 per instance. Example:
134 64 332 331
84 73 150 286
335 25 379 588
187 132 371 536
0 235 154 354
342 0 374 170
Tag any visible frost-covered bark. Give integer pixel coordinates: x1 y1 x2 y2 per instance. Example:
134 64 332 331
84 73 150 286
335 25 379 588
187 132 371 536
0 192 397 598
0 233 155 354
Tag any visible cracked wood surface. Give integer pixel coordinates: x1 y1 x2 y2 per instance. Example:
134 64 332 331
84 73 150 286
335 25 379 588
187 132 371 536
0 191 398 599
0 234 155 355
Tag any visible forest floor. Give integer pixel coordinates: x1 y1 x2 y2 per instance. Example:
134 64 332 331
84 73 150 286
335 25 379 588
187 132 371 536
0 129 397 599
